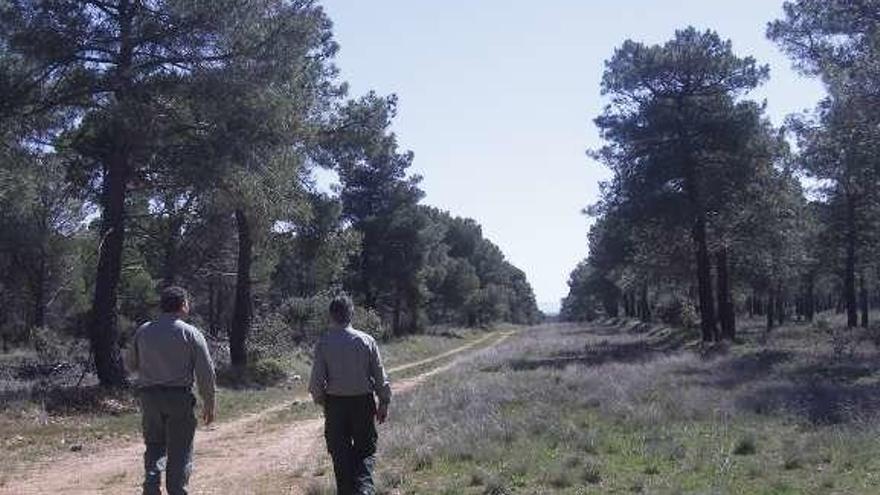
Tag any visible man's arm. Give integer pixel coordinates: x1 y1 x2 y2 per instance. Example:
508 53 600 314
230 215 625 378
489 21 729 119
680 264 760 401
123 325 145 374
191 329 216 424
370 339 391 423
308 341 327 405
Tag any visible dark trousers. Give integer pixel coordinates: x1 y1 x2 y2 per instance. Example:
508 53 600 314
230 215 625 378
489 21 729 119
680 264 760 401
139 387 197 495
324 394 378 495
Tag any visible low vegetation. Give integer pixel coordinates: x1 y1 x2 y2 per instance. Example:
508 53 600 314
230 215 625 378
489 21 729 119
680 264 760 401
0 326 490 479
373 318 880 494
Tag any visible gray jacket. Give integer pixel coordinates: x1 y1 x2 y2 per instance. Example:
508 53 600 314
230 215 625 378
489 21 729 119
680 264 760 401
309 325 392 406
125 314 216 407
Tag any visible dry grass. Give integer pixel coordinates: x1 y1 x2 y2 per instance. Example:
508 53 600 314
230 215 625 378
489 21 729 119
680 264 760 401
376 317 880 494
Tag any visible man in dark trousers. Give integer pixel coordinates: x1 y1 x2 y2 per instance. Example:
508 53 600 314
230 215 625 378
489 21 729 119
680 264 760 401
309 295 392 495
125 286 216 495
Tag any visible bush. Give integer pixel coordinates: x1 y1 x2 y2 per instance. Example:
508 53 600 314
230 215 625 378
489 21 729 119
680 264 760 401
353 305 387 340
249 358 287 387
30 326 69 363
30 326 88 367
274 293 389 343
216 357 287 388
276 295 330 342
249 312 299 359
656 297 699 328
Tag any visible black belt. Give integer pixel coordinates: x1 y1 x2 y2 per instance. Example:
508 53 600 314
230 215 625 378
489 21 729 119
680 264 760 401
325 393 373 401
139 385 191 393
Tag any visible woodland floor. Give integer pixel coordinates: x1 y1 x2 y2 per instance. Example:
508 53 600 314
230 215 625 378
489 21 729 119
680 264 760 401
6 316 880 494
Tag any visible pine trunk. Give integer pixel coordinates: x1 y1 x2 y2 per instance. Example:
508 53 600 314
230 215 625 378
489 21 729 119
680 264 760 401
693 213 717 341
88 0 135 388
603 292 619 318
32 252 47 329
716 248 735 340
804 275 815 322
208 278 218 337
89 153 129 387
393 297 402 336
639 284 651 322
777 289 786 325
162 212 181 287
845 196 858 327
230 208 252 368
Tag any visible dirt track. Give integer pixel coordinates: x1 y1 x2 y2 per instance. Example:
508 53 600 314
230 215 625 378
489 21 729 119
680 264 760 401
1 331 510 495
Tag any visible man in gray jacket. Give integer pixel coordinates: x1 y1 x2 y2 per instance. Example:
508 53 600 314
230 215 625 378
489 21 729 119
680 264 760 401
309 295 391 495
125 286 216 495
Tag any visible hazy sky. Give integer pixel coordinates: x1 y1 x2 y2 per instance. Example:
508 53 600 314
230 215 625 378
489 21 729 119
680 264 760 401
318 0 827 313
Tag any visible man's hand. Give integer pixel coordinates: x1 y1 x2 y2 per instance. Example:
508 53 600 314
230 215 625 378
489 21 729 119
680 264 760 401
202 403 215 426
376 402 388 424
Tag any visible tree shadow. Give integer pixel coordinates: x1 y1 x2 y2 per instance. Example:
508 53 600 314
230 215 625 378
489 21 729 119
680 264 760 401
560 320 661 337
712 352 880 425
736 381 880 425
677 349 794 390
0 383 136 416
788 359 878 384
0 388 33 408
561 325 625 337
505 329 689 372
507 341 656 371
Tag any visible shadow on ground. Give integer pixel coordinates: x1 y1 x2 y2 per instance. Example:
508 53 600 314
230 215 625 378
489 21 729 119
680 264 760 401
504 325 691 372
502 321 880 426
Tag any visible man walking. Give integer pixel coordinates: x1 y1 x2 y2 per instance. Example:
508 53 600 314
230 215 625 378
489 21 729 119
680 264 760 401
309 295 392 495
125 286 216 495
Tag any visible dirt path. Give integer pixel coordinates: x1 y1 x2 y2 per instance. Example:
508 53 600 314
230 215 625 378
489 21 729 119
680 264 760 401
1 331 512 495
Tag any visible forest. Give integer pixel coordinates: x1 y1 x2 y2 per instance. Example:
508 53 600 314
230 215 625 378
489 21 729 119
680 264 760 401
0 0 540 388
561 1 880 341
8 1 880 493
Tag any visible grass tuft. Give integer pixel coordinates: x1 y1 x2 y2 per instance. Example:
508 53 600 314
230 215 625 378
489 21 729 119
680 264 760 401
581 460 602 484
411 447 433 472
733 434 757 455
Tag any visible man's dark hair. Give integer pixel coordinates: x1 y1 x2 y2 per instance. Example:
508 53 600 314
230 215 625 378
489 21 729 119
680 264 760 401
329 294 354 325
160 286 189 313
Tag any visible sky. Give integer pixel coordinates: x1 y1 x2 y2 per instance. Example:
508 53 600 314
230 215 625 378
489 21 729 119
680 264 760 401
317 0 827 314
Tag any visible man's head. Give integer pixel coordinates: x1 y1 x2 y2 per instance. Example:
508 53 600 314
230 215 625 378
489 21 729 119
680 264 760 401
328 294 354 326
160 286 190 315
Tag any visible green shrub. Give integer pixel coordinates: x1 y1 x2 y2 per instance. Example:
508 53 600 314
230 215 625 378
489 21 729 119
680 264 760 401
275 293 388 343
656 297 699 328
29 326 85 364
216 357 287 388
249 358 287 387
249 312 298 359
353 305 387 340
